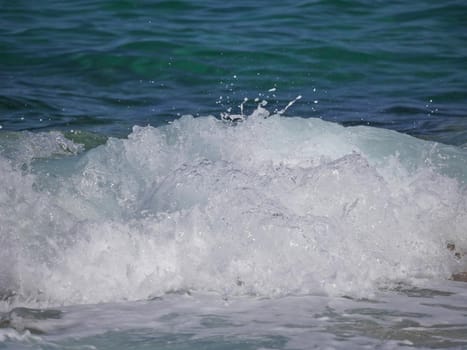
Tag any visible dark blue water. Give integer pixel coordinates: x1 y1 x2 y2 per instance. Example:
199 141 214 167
1 1 466 143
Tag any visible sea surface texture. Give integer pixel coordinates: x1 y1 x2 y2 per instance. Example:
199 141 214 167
1 1 467 349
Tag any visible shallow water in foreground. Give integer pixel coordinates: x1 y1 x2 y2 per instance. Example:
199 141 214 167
2 283 467 349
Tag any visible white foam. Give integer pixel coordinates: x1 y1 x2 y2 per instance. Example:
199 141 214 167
0 328 41 344
0 130 83 167
1 114 466 306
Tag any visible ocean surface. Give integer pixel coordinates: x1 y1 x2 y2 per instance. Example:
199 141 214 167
1 1 467 349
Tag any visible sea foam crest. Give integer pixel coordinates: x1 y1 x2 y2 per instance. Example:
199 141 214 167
0 113 466 306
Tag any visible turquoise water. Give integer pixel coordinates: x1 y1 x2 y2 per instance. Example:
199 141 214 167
1 1 467 349
1 1 466 143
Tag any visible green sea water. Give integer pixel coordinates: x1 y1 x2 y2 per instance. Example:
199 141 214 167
1 0 466 144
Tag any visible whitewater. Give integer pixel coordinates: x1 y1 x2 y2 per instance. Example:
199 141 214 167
1 111 467 349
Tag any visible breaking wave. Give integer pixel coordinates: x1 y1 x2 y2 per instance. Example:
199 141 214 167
1 111 466 307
